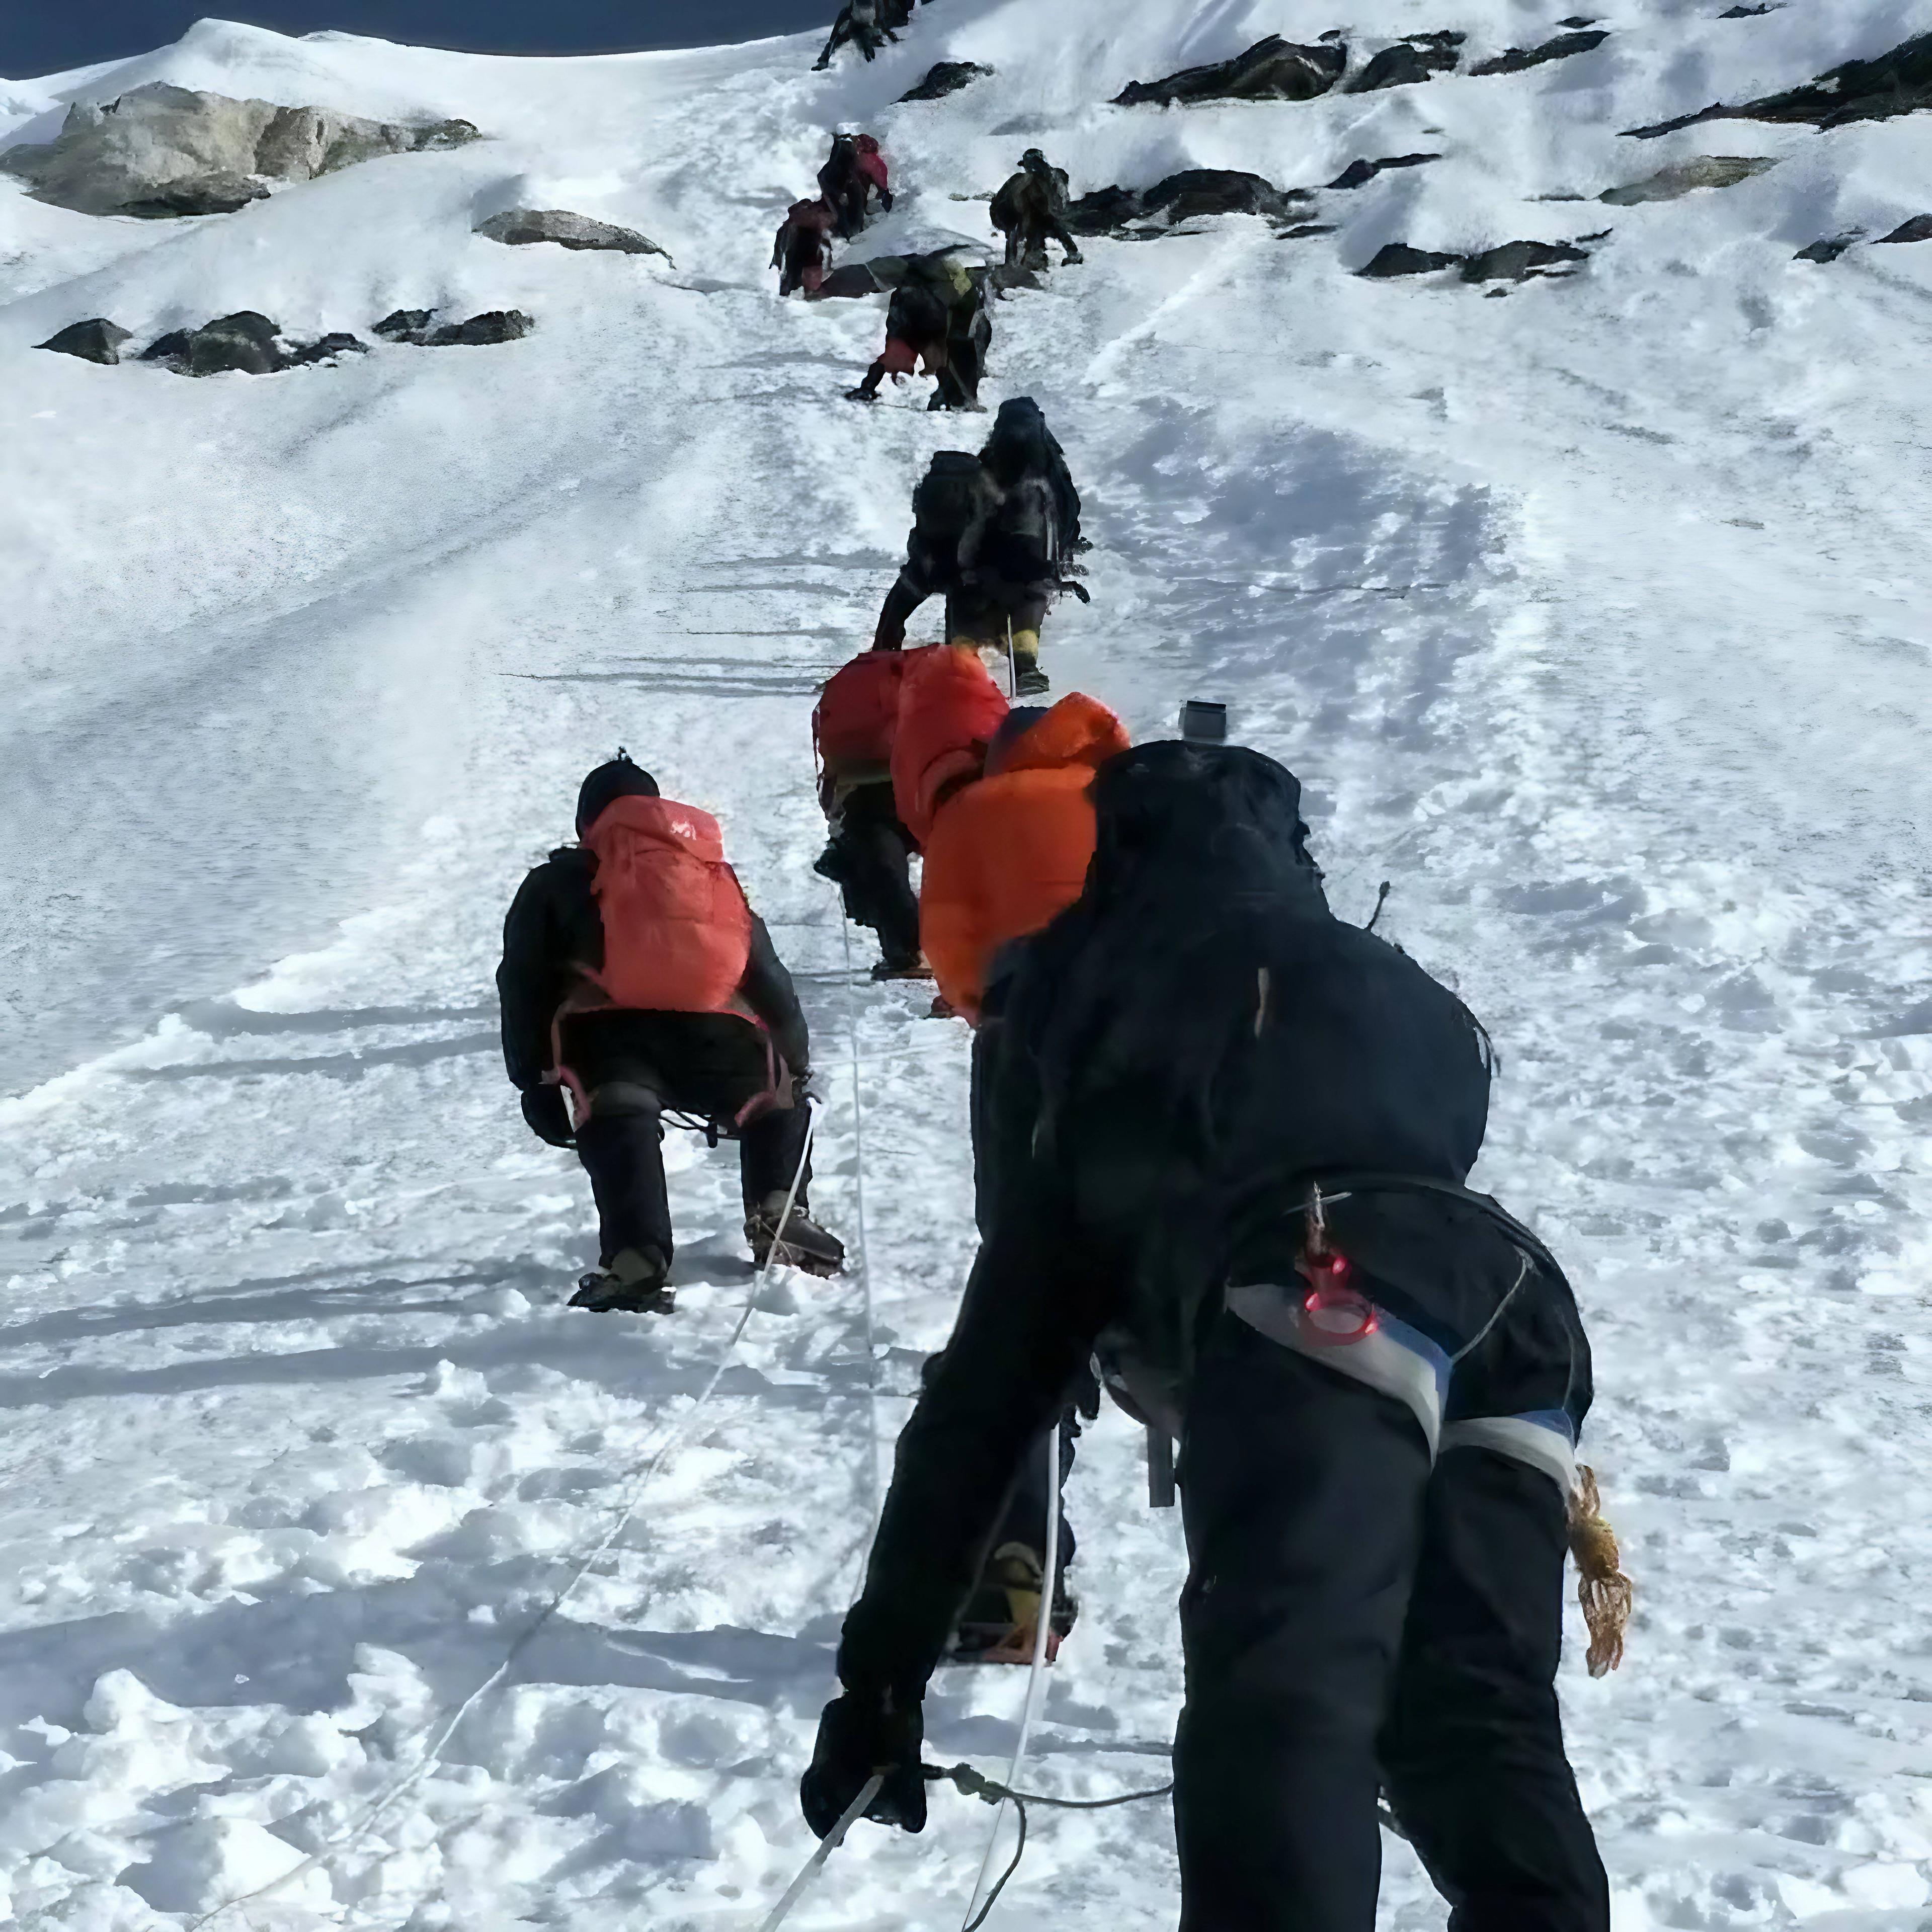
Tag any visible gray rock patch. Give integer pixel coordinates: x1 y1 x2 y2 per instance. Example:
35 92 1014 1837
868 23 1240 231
37 318 132 364
475 207 669 258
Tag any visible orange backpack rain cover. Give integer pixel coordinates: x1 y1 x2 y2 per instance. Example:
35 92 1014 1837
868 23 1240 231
891 645 1010 847
815 650 909 770
582 795 753 1013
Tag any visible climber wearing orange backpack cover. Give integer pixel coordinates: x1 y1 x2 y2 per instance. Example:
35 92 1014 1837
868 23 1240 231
498 754 844 1313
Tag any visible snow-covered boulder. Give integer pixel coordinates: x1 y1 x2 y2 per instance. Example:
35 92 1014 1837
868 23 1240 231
1344 33 1464 94
1598 156 1777 205
899 61 994 103
475 207 669 258
1067 170 1311 236
38 318 132 364
0 81 480 218
1113 35 1347 107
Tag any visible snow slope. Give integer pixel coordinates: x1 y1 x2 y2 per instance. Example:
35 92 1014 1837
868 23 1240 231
3 3 1931 1928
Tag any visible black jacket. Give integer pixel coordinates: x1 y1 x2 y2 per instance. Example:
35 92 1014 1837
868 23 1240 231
835 743 1535 1703
497 845 810 1092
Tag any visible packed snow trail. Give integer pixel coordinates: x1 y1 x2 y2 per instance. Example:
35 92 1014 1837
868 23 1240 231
3 5 1931 1930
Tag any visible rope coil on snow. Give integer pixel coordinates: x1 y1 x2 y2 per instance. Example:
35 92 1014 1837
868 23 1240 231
188 1112 821 1931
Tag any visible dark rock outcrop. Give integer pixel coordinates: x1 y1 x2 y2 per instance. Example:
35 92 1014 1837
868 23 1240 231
37 318 132 364
1066 169 1310 235
812 263 886 299
373 309 436 341
1460 238 1589 282
288 332 369 365
475 207 669 257
1624 33 1932 136
1471 29 1609 76
186 311 286 375
1361 236 1599 282
1719 4 1776 16
1358 243 1464 277
1878 213 1932 244
899 61 993 103
1599 155 1776 203
1794 233 1859 263
1113 35 1347 107
139 330 192 363
426 309 533 347
1327 152 1441 190
0 82 481 218
1346 34 1463 94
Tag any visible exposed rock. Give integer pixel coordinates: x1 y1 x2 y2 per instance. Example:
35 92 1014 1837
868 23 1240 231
139 330 192 363
1327 152 1441 190
1719 4 1776 15
1624 33 1932 136
1461 238 1590 282
1113 35 1347 108
1277 223 1340 240
475 207 669 257
1599 155 1775 203
288 332 369 365
1471 29 1608 76
373 309 436 341
1360 236 1599 282
1358 242 1464 277
812 263 886 299
0 82 481 218
1878 214 1932 244
425 309 533 347
1346 34 1464 94
37 318 132 364
187 311 286 375
1794 233 1859 263
899 61 993 103
121 174 269 219
1066 169 1309 235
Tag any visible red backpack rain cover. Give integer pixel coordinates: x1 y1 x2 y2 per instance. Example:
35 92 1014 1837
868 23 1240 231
892 645 1010 847
582 796 752 1013
815 650 909 770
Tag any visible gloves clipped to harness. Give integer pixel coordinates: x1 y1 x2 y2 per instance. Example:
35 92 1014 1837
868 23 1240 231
521 1085 576 1149
801 1690 926 1838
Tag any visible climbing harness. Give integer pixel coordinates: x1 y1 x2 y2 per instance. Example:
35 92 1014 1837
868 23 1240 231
187 1111 821 1931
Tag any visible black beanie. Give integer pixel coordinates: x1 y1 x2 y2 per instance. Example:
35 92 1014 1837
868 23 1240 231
575 752 659 836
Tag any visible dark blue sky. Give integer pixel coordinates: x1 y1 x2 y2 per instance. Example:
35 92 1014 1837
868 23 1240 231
3 3 837 80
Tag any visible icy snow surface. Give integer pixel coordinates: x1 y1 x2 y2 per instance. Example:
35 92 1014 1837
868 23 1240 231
3 2 1931 1927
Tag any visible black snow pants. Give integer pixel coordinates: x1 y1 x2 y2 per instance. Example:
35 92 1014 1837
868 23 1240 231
827 781 920 967
1175 1313 1610 1932
562 1012 813 1267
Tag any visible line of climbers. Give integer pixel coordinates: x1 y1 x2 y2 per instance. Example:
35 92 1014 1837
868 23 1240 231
492 62 1629 1915
773 132 893 297
815 0 928 71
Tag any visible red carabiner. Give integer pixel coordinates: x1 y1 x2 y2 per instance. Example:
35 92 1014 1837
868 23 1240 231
1297 1252 1379 1346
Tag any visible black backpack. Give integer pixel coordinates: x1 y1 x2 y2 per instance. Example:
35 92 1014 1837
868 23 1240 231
912 452 998 581
983 473 1060 583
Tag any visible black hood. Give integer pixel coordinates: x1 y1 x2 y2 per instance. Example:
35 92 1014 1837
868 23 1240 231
575 756 659 837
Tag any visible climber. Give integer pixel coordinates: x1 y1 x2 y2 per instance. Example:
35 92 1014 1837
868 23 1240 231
989 147 1084 271
819 132 893 240
871 445 1069 695
979 393 1087 562
498 753 845 1313
845 253 992 412
813 0 898 69
813 647 925 978
773 196 837 297
800 740 1616 1932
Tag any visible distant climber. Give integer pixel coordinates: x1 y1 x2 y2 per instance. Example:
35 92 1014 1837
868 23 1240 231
979 393 1087 563
845 253 991 411
772 196 837 297
990 148 1084 271
872 440 1084 695
814 0 900 69
498 754 845 1312
800 741 1620 1932
813 647 926 978
819 132 893 239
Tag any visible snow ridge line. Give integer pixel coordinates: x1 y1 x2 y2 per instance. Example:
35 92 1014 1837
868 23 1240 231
185 1110 822 1931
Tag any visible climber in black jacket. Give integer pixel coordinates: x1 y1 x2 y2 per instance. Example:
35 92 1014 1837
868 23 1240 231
800 741 1615 1932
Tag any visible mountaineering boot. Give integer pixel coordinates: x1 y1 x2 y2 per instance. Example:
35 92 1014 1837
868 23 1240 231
948 1543 1078 1664
845 385 881 404
1014 659 1051 698
571 1245 674 1314
871 954 933 981
746 1192 846 1277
